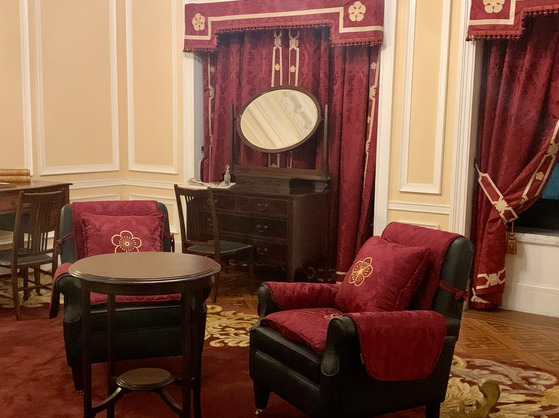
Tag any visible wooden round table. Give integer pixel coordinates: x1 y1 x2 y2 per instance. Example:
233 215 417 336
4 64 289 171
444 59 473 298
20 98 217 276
69 252 220 418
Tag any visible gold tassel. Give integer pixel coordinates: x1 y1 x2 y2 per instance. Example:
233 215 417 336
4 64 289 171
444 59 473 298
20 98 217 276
507 223 517 255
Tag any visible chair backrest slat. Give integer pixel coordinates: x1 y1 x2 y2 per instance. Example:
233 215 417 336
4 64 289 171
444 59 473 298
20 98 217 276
174 185 220 255
12 189 66 265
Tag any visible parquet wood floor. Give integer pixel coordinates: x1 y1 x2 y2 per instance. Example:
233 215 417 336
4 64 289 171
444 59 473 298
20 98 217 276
217 271 559 374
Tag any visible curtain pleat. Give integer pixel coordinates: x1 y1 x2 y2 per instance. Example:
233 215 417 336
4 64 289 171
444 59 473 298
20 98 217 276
470 15 559 309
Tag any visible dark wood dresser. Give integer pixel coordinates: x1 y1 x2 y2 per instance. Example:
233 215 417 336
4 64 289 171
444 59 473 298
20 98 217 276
210 186 329 282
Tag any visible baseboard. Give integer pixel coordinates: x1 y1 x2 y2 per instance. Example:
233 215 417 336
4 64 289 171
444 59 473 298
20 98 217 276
502 282 559 318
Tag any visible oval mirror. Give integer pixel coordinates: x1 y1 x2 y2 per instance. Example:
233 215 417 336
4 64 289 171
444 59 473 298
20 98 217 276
236 87 321 153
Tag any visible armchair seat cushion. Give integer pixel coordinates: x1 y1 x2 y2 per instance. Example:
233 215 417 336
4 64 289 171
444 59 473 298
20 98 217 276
261 307 343 354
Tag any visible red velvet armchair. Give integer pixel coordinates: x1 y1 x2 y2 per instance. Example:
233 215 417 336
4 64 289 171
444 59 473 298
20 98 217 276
249 222 474 417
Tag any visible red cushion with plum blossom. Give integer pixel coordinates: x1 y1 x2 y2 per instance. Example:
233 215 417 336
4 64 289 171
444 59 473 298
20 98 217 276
335 236 430 313
261 307 344 354
80 212 164 257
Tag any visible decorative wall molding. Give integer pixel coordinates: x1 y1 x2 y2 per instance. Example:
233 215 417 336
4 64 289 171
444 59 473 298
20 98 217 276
387 201 450 215
70 194 120 202
449 0 479 236
182 51 204 185
20 0 33 174
373 0 396 235
37 0 120 175
126 0 179 174
69 178 176 190
399 0 451 194
404 222 440 230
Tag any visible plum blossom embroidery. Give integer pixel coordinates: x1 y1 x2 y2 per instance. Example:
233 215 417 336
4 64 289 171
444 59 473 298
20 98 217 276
192 13 205 31
111 230 142 253
349 256 373 287
483 0 505 13
348 1 366 22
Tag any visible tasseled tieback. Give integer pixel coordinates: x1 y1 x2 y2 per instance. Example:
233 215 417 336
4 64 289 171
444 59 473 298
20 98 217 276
507 222 517 255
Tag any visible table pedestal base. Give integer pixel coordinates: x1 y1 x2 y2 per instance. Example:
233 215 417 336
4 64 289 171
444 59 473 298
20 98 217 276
94 367 185 417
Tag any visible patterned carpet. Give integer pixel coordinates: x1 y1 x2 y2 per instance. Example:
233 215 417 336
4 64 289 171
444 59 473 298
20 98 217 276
2 280 559 417
0 275 52 310
203 305 559 417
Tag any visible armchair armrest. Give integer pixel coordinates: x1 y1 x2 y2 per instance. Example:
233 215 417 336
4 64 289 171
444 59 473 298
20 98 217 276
322 310 448 381
257 282 339 317
53 268 82 323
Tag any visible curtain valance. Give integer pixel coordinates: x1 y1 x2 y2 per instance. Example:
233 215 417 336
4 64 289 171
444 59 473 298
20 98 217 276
183 0 384 52
468 0 559 40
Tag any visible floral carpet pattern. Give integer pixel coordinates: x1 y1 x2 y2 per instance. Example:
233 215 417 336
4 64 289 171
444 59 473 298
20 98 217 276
447 356 559 417
0 277 52 309
3 287 558 417
205 304 258 348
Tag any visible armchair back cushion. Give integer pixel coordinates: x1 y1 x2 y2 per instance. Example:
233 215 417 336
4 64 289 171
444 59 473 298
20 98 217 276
381 222 462 310
81 212 164 256
334 236 430 313
70 200 161 260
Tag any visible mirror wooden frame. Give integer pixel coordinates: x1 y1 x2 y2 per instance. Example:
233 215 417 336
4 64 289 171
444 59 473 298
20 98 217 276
230 87 329 193
236 86 322 153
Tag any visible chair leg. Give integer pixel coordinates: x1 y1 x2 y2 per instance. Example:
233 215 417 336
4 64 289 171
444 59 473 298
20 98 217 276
253 381 271 413
34 268 43 295
22 267 30 301
71 366 84 391
426 402 441 418
10 272 22 320
211 271 220 303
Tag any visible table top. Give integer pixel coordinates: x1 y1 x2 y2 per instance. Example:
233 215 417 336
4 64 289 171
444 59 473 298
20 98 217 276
0 180 72 193
69 252 220 286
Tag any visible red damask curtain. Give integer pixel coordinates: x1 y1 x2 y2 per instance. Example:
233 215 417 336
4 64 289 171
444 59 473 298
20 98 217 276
470 14 559 309
200 28 379 275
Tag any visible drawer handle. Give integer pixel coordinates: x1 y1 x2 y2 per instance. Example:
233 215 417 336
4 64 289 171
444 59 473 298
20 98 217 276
255 224 268 233
206 217 213 226
256 247 268 256
256 203 269 212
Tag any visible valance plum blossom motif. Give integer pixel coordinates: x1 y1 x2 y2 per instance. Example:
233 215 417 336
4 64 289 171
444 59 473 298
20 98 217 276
468 0 559 39
183 0 384 52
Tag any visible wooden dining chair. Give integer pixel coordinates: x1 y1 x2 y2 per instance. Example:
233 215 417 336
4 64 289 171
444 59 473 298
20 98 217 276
174 184 254 302
0 189 66 319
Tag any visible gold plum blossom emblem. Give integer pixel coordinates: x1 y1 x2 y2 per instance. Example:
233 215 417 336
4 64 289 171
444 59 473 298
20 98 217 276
111 230 142 253
483 0 505 13
348 1 367 22
192 13 205 31
494 196 511 215
349 256 373 287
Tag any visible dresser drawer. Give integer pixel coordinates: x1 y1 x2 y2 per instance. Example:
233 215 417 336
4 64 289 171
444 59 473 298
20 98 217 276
210 193 236 211
251 239 288 264
217 214 287 239
237 197 288 217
